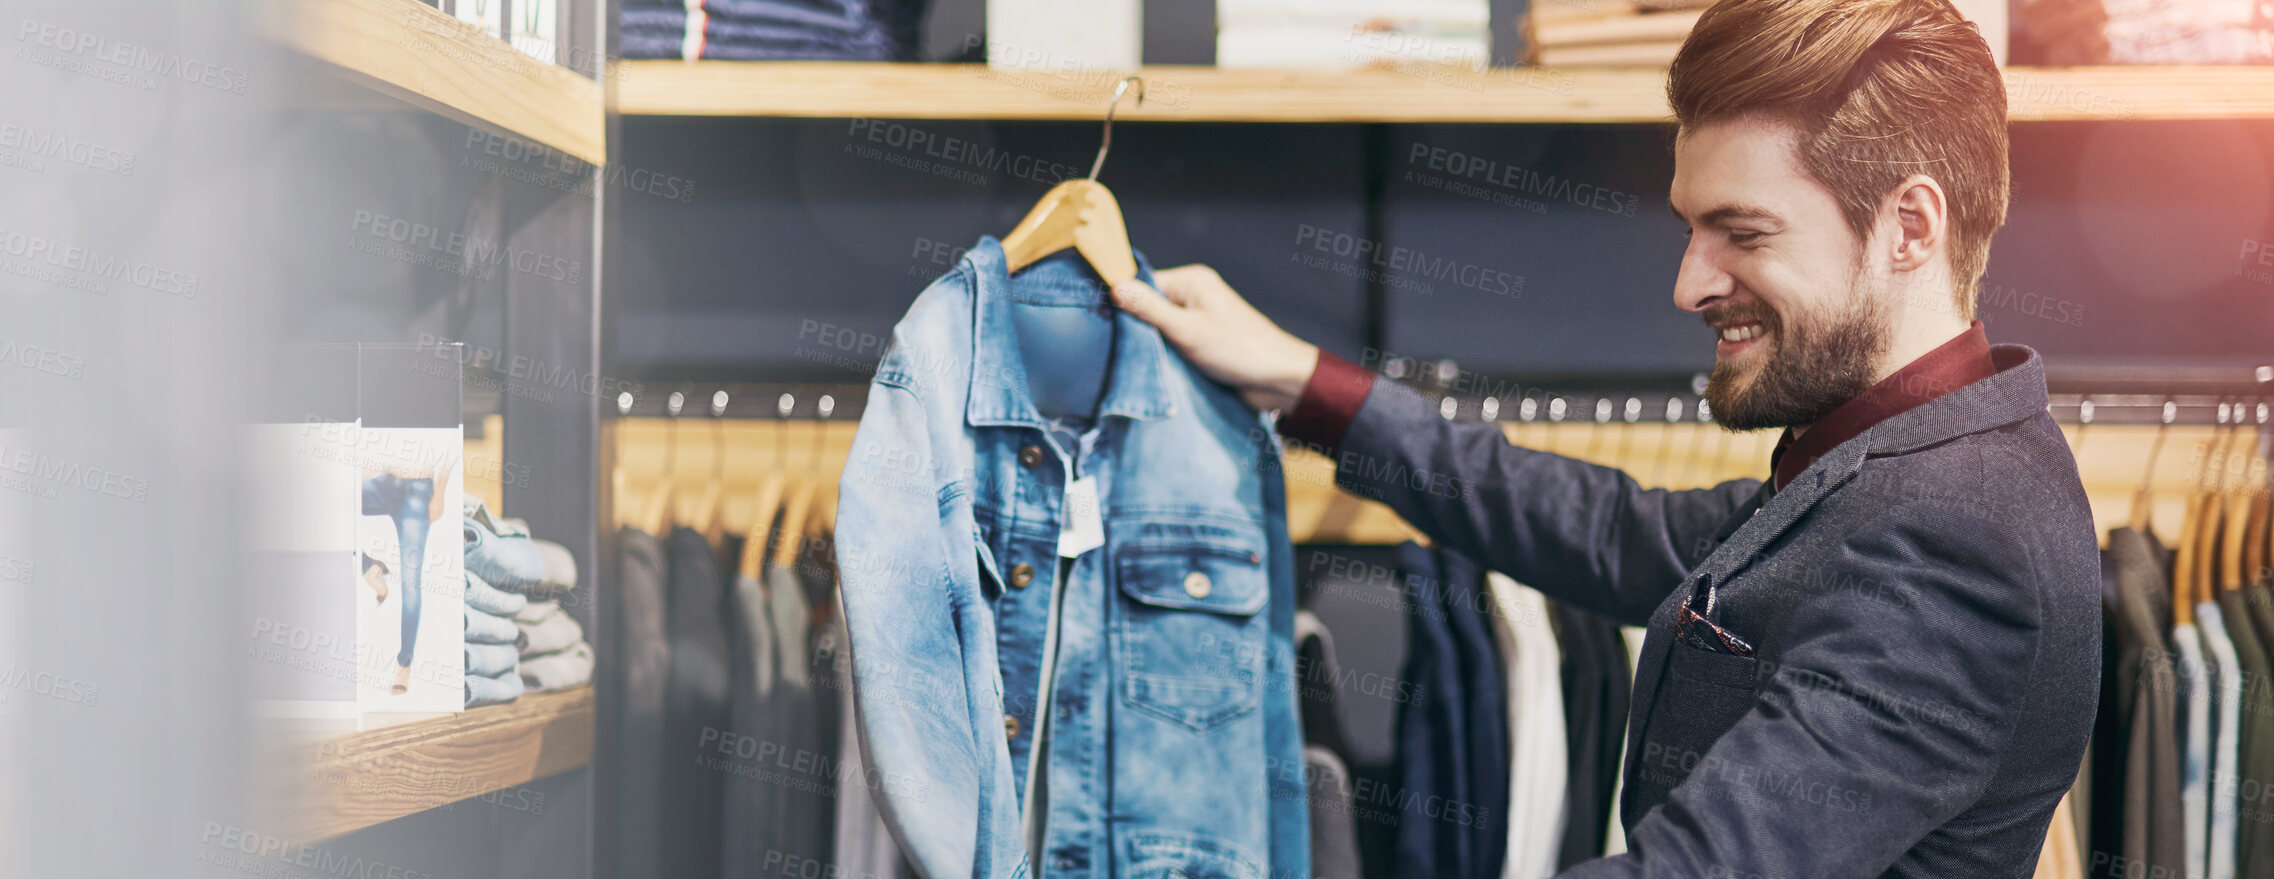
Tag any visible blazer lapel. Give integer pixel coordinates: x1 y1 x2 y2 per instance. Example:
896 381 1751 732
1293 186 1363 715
1617 434 1870 828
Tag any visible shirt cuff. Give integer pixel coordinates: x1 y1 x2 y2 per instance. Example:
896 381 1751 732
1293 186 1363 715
1277 349 1375 451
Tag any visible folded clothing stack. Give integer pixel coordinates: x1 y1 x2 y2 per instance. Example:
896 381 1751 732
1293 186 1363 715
462 497 590 707
518 600 597 692
1526 0 1711 68
1217 0 1490 70
464 571 528 708
620 0 926 61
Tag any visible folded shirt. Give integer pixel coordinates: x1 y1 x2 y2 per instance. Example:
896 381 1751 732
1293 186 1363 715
463 570 529 618
466 604 525 646
466 668 525 708
532 538 578 592
515 598 560 624
521 641 596 692
466 642 520 678
519 606 586 656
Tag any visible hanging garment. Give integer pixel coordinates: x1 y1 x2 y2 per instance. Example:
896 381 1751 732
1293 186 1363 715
2105 528 2188 878
1602 625 1646 859
1294 611 1363 879
2177 615 2211 878
1437 547 1510 879
2201 601 2243 879
835 237 1304 879
801 542 848 870
721 560 782 877
2216 583 2274 874
832 572 919 879
613 526 672 878
1551 600 1631 869
1390 542 1471 879
662 527 732 879
1486 571 1566 879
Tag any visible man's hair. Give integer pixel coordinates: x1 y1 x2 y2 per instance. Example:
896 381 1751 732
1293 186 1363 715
1669 0 2008 319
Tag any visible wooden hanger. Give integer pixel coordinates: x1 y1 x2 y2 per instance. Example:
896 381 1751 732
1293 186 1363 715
774 395 837 570
2248 410 2270 587
737 394 797 580
2173 410 2223 624
1000 76 1144 287
2127 400 2173 534
638 392 685 536
693 393 729 549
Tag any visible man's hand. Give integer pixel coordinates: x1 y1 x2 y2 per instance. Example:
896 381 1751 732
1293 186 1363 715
1110 265 1319 413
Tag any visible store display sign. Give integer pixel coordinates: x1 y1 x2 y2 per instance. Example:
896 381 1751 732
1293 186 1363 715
248 345 467 730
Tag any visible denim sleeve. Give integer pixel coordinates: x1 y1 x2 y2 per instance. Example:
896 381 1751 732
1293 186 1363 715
1561 500 2041 879
1331 377 1760 625
834 381 1016 879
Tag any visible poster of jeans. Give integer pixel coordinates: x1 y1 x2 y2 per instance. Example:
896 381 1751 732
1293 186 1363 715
355 428 465 720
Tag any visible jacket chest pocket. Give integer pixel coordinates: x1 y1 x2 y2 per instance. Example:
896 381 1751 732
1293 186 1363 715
1113 538 1269 733
1638 641 1763 795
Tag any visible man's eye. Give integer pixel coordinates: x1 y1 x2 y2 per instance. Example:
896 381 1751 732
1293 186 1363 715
1728 230 1765 246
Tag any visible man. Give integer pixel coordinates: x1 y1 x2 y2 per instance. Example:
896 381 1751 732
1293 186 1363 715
1108 0 2101 876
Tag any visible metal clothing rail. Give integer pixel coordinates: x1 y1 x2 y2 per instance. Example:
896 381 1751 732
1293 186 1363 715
609 364 2274 427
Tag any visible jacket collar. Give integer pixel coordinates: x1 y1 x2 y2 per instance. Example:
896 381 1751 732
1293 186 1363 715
962 235 1175 428
1863 344 2048 457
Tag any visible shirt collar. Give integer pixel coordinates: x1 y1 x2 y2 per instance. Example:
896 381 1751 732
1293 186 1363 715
1770 321 1995 491
964 235 1174 428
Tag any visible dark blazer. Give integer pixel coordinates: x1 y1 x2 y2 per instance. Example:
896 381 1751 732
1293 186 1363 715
1328 345 2101 878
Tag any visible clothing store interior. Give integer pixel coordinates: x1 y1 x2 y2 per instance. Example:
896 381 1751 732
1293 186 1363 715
11 1 2274 878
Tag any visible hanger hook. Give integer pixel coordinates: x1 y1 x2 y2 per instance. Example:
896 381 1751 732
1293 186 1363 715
1089 76 1146 182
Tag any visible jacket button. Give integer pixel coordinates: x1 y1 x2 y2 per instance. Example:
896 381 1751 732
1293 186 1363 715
1184 571 1212 599
1004 714 1020 740
1018 445 1044 467
1009 563 1035 588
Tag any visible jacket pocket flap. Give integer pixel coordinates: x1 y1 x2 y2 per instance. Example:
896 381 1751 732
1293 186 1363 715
1116 542 1268 616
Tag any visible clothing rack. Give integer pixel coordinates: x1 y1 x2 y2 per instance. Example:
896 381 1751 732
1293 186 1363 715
610 365 2272 545
610 364 2274 426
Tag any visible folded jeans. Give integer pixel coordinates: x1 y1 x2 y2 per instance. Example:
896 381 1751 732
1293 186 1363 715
466 668 526 708
464 570 529 618
466 641 520 678
521 642 596 692
466 604 524 646
519 607 586 656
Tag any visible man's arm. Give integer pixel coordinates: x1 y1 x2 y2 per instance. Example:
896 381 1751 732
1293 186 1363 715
1110 267 1756 624
1319 359 1759 623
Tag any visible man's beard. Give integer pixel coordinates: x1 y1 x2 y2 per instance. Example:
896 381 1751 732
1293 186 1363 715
1703 272 1892 432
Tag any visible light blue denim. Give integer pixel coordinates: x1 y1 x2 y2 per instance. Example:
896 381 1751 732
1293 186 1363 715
463 497 546 591
465 604 521 646
466 641 520 678
363 473 434 667
836 237 1305 879
464 570 529 618
465 668 525 708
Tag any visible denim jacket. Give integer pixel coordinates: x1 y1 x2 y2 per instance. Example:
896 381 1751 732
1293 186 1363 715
835 237 1306 879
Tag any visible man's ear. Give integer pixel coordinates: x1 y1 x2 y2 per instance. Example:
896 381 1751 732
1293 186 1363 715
1886 175 1947 275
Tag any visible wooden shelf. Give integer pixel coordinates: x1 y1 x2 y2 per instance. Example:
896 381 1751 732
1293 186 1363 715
265 0 606 164
617 61 2274 123
284 685 595 841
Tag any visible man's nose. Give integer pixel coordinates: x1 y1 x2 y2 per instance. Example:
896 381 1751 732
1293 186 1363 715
1672 237 1732 314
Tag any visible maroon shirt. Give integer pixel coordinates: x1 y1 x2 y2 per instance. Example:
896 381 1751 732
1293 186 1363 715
1279 321 1997 493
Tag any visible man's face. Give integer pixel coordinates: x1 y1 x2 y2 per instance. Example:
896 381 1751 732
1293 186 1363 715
1669 117 1892 431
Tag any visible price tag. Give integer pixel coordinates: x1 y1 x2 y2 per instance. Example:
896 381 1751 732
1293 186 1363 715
1058 476 1103 558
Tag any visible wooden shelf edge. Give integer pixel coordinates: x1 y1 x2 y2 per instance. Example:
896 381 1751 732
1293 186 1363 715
264 0 606 165
617 61 2274 123
286 685 595 841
